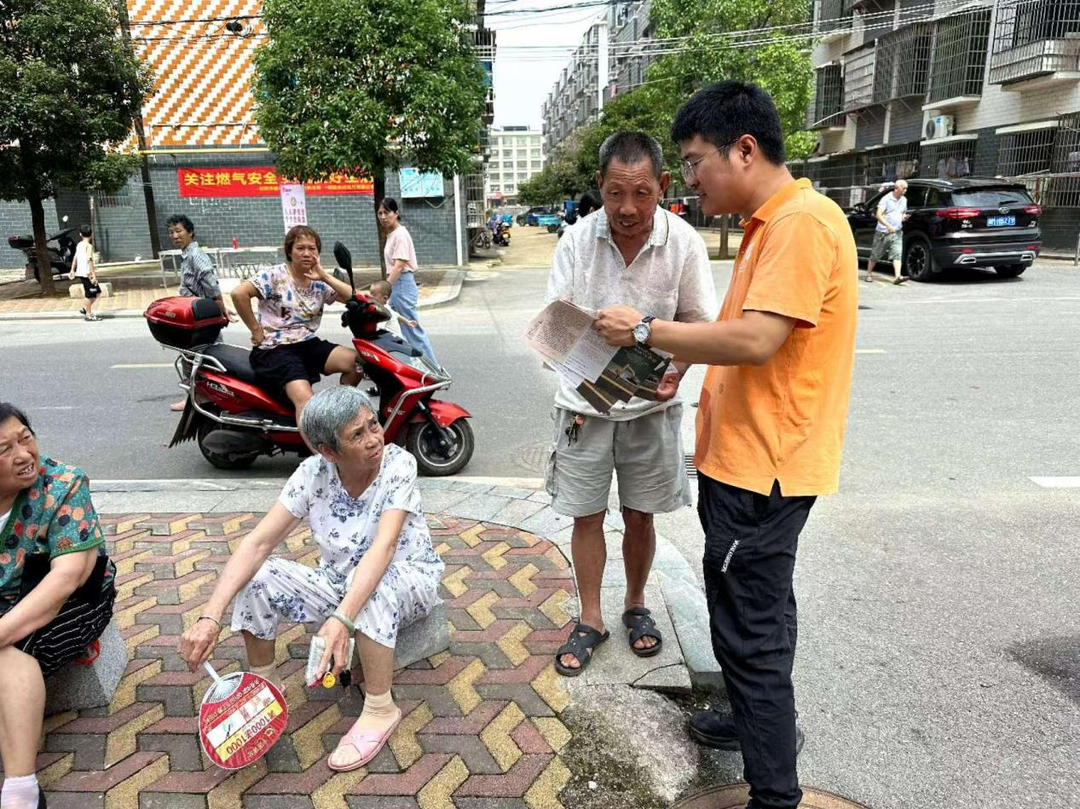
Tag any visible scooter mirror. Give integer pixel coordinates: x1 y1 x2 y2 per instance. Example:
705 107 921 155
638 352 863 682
333 242 355 292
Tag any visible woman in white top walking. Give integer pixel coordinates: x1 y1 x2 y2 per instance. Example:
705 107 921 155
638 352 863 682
376 199 438 365
68 225 101 321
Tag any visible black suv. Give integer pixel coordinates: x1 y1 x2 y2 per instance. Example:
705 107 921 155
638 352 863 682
846 178 1041 281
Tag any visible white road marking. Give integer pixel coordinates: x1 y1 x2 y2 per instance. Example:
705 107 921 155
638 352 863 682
1030 477 1080 488
855 349 886 354
110 363 173 369
898 296 1080 305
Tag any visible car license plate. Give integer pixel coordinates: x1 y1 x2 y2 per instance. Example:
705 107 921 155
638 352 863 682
987 216 1016 227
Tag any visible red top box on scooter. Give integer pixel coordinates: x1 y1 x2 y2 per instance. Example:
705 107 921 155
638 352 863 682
145 296 227 349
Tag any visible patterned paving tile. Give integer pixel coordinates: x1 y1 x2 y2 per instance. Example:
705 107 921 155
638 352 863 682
30 514 576 809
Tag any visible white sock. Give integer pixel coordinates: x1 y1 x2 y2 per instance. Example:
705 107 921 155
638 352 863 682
1 774 40 809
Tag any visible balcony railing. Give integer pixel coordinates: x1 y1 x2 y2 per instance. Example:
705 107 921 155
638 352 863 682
989 0 1080 85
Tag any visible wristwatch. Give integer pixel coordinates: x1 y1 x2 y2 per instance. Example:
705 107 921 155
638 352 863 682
632 316 656 347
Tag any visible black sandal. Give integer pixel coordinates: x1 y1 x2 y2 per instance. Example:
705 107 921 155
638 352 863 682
554 622 610 677
622 607 663 658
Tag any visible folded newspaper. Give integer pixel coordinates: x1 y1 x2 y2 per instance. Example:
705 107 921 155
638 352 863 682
525 300 671 413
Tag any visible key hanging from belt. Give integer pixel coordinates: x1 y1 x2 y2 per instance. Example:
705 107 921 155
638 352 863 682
565 413 585 446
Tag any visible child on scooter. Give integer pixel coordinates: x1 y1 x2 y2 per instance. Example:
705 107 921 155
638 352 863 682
367 280 417 337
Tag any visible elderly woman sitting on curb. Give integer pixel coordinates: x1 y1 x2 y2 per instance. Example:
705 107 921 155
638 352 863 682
0 403 117 809
178 386 444 772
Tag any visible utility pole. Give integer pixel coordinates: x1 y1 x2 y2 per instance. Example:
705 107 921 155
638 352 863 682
597 19 608 114
116 0 161 258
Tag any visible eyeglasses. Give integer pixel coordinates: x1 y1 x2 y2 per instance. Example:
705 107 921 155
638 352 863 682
680 140 738 183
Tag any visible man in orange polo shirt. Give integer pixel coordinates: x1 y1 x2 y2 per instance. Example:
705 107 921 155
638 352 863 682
595 82 857 809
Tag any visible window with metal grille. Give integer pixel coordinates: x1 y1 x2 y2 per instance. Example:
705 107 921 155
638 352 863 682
928 9 991 102
816 0 852 35
96 187 132 208
920 140 977 179
811 64 845 128
866 142 922 184
990 0 1080 82
1047 112 1080 207
1006 0 1080 49
873 24 932 104
843 45 876 110
998 128 1056 176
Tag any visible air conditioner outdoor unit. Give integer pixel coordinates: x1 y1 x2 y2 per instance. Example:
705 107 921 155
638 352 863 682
925 115 955 140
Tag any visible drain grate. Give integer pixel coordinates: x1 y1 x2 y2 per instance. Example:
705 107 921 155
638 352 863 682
684 453 697 478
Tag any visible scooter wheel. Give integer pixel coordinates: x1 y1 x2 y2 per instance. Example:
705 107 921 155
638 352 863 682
197 421 260 470
406 418 474 477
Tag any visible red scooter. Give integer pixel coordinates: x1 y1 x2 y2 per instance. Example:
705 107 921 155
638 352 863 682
145 242 474 476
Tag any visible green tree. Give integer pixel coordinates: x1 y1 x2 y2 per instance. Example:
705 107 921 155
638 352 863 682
0 0 152 294
574 87 682 181
254 0 487 270
648 0 816 160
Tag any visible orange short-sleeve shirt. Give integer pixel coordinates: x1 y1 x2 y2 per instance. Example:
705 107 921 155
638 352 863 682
694 178 858 496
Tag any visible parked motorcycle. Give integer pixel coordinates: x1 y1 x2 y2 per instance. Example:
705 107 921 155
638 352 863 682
492 222 511 247
145 241 474 476
8 223 78 282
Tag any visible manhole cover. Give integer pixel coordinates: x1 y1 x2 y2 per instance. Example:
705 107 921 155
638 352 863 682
673 784 870 809
516 440 550 473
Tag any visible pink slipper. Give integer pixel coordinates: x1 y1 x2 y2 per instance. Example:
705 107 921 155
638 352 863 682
327 712 402 772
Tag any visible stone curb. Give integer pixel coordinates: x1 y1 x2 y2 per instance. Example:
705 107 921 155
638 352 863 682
0 268 467 321
91 475 724 692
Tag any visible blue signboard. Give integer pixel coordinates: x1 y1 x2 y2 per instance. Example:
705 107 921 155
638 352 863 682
399 168 445 199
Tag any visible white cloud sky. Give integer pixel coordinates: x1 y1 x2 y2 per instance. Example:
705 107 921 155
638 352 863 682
487 3 604 130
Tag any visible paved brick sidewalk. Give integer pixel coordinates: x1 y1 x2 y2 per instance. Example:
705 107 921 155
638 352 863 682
37 512 576 809
0 269 459 319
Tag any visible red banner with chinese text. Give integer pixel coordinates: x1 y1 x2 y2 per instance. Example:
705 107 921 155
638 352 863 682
178 168 374 198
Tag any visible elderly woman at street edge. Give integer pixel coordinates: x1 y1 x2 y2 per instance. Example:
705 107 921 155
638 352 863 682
178 386 444 772
0 403 117 809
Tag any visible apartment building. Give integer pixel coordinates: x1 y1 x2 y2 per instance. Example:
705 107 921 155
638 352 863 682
798 0 1080 252
542 22 607 154
541 3 659 154
484 126 547 205
606 1 656 100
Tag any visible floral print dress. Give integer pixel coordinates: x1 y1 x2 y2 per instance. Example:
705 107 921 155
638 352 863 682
231 445 444 648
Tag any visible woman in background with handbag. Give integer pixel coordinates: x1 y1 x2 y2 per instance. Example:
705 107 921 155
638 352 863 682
0 403 116 809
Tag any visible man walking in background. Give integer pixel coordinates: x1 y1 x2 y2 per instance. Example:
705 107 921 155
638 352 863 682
865 179 909 284
166 214 235 410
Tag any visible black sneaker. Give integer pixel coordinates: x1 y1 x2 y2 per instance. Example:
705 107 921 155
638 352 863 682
688 709 805 755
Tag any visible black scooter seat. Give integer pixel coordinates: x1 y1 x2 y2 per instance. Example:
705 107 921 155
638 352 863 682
369 331 422 358
202 343 259 386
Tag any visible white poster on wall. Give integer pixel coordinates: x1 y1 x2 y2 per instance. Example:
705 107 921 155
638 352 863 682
280 183 308 230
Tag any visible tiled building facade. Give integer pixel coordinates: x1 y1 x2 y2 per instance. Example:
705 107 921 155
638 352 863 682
3 0 495 269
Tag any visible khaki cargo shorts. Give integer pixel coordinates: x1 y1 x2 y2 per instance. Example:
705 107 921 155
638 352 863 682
870 230 902 262
545 405 692 518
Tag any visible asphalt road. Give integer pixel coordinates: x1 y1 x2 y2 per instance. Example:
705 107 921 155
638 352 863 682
3 259 1080 807
0 267 562 480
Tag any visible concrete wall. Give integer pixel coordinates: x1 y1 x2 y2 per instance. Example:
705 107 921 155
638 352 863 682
0 199 59 270
92 153 465 267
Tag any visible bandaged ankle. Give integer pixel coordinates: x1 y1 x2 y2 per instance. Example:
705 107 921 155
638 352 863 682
358 689 399 731
250 662 283 691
